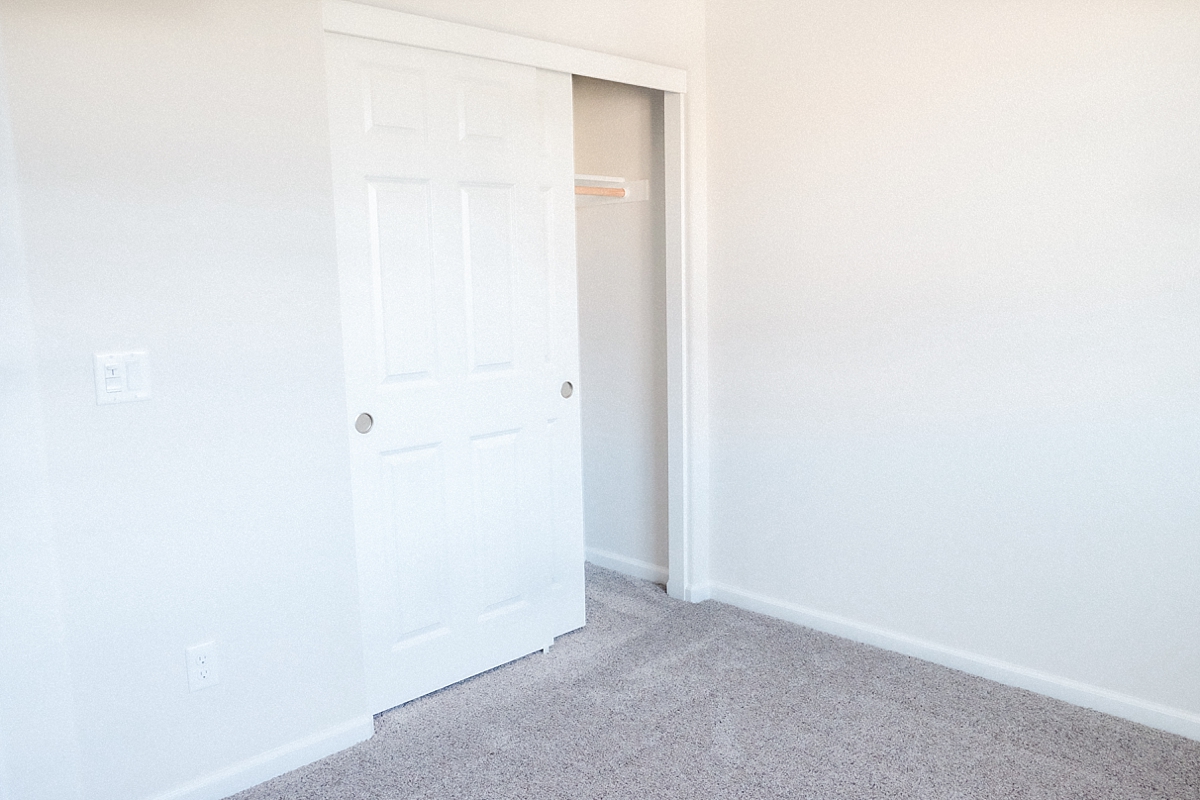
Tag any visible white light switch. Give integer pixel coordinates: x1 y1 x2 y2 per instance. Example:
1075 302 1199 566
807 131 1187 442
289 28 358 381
93 351 151 404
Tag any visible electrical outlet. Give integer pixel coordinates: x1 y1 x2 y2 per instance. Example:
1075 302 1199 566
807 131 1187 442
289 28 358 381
186 641 220 692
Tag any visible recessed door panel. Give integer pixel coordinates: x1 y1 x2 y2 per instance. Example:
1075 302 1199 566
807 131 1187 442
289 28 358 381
461 184 514 372
470 429 524 610
367 68 424 132
538 186 557 365
371 180 436 381
383 444 447 644
459 80 507 141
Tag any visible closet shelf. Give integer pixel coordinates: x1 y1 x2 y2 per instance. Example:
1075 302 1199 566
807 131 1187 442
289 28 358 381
574 174 648 205
576 185 627 198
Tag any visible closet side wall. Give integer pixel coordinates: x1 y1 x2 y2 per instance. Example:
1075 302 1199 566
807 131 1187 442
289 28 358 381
573 77 668 582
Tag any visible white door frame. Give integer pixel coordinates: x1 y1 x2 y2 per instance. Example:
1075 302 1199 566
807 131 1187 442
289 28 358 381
322 0 703 602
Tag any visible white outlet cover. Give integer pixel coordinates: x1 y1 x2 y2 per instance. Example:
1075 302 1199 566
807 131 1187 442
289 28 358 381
186 641 220 692
94 351 151 405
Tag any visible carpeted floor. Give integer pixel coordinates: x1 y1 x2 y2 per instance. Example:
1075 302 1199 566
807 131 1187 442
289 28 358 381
232 565 1200 799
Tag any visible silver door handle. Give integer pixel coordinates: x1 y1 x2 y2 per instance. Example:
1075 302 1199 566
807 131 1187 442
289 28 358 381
355 412 374 433
560 381 574 398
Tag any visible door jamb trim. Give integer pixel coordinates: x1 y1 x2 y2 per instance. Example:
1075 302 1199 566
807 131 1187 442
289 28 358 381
322 2 686 92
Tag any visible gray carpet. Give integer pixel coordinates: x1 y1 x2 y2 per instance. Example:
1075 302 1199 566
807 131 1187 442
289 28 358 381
233 565 1200 799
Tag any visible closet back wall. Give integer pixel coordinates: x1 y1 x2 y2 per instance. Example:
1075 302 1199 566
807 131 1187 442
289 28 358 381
573 77 669 582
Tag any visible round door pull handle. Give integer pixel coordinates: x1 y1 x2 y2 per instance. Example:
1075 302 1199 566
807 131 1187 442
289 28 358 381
355 413 374 434
560 381 574 398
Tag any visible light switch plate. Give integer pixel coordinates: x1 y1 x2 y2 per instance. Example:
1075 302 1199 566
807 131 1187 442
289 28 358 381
93 351 151 404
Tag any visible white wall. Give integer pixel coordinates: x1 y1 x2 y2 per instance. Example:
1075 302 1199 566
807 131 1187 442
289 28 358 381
574 77 669 582
0 2 371 798
706 0 1200 736
0 27 82 800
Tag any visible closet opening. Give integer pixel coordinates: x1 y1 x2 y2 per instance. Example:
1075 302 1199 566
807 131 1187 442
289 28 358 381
572 76 669 585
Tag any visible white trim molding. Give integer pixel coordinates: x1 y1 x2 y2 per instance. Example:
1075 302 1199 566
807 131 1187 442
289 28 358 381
586 547 669 585
663 90 694 602
709 582 1200 743
322 1 687 92
146 716 374 800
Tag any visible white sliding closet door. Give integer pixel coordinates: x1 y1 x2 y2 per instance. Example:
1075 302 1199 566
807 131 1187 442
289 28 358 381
324 32 585 714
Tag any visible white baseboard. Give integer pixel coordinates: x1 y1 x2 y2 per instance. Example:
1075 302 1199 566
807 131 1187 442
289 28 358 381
709 582 1200 743
668 579 712 603
147 715 374 800
586 547 668 584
